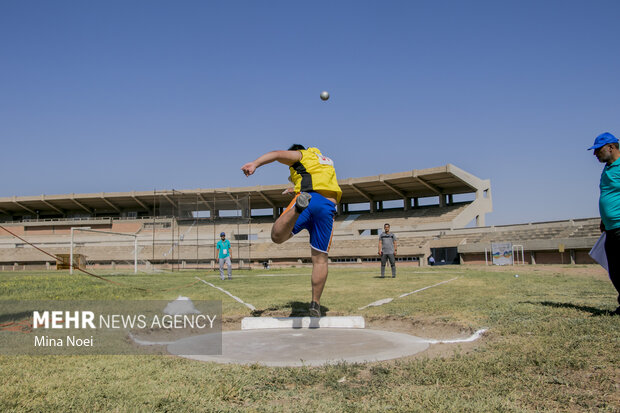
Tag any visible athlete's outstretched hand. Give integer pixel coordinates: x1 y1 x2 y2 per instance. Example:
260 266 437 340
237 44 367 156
241 162 257 177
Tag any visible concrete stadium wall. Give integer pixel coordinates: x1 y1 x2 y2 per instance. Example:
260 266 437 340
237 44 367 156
575 251 596 264
459 249 596 265
0 215 602 269
460 253 487 265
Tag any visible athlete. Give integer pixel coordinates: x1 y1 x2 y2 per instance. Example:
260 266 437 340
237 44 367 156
241 145 341 317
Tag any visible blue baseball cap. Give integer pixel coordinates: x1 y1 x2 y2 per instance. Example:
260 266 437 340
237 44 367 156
220 232 225 237
588 132 618 150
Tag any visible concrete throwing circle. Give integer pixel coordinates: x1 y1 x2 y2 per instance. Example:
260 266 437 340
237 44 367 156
168 329 429 367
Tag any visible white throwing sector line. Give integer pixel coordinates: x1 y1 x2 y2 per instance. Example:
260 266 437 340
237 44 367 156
358 277 459 310
398 277 459 298
361 298 394 308
422 328 487 344
128 332 178 346
195 277 256 311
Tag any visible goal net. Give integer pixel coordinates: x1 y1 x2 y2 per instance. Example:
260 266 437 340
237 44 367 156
69 227 139 274
149 191 251 272
62 191 252 275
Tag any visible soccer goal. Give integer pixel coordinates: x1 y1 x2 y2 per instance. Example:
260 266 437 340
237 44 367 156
512 244 525 265
151 191 252 271
70 227 138 274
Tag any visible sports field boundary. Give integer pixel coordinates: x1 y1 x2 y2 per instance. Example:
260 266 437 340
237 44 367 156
195 276 256 311
358 277 459 310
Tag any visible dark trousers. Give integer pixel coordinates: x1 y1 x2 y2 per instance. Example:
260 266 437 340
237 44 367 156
604 228 620 306
381 253 396 277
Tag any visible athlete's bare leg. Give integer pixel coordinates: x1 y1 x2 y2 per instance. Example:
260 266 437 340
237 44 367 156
272 193 313 243
271 207 298 244
311 248 329 304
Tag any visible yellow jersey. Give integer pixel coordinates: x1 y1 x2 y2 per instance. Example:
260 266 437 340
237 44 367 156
289 147 342 202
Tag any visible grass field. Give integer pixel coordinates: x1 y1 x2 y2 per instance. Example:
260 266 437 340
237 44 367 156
0 265 618 412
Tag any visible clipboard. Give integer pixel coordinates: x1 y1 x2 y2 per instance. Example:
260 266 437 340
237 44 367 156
589 232 609 273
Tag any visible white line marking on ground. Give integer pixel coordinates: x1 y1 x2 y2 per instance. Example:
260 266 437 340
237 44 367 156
358 277 459 310
360 298 394 308
130 328 489 351
397 277 459 298
128 332 177 346
422 328 487 344
195 277 256 311
353 271 465 276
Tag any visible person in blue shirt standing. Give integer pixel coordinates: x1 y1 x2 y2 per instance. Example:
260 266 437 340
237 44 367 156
216 232 232 280
589 132 620 315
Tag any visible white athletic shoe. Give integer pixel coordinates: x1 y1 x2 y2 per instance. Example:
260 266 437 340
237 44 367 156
295 192 312 213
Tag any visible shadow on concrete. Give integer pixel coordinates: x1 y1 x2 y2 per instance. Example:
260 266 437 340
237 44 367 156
250 301 330 317
526 301 617 316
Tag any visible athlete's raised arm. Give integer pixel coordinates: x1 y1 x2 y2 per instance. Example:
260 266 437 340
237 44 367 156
241 150 302 177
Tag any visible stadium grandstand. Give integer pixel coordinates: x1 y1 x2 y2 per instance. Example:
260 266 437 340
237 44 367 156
0 164 598 270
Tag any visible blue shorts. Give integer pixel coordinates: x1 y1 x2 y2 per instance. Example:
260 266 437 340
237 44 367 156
289 192 336 253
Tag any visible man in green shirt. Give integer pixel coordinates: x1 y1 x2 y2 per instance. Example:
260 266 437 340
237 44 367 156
589 132 620 315
216 232 232 280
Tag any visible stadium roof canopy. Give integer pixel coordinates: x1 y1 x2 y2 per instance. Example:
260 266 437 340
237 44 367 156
0 164 490 218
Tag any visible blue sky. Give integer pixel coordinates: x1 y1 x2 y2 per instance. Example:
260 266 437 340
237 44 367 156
1 1 619 225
